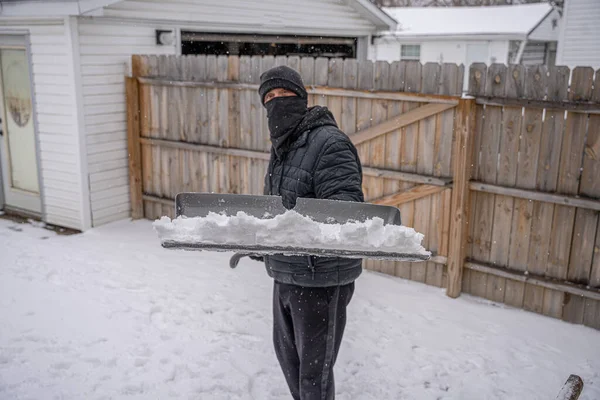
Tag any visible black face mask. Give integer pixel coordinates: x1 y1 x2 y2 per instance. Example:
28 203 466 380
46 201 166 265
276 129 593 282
265 96 308 150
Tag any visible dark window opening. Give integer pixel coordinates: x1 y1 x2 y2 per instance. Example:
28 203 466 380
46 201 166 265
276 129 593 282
181 32 356 59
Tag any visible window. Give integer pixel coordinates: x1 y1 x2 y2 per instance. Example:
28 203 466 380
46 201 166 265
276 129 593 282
400 44 420 61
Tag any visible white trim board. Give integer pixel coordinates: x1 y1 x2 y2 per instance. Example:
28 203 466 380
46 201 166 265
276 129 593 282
65 16 92 230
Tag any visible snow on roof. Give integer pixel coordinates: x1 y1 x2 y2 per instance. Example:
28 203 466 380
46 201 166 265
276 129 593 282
382 3 553 38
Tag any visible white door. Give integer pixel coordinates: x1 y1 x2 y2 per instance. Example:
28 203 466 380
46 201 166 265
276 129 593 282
464 43 490 91
0 36 42 216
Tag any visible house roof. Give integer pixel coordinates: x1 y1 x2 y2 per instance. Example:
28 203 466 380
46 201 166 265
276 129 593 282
0 0 397 31
380 3 553 39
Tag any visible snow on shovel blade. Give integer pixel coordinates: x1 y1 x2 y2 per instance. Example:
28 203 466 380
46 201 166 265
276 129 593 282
154 193 431 262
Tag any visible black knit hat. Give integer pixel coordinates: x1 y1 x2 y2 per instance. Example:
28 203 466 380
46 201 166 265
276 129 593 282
258 65 308 105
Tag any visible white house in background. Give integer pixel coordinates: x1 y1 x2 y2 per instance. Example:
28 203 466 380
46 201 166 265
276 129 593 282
369 3 561 89
556 0 600 69
0 0 395 231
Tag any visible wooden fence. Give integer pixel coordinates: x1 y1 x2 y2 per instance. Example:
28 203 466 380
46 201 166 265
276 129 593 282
126 55 600 330
465 63 600 328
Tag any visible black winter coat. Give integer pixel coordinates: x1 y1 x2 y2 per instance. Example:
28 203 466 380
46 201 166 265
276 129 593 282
263 106 365 287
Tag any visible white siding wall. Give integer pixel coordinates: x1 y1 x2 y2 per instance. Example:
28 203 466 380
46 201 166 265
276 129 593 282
529 9 560 42
370 41 399 62
488 40 509 65
420 42 465 64
102 0 375 36
1 22 86 230
78 19 175 226
557 0 600 68
370 39 509 65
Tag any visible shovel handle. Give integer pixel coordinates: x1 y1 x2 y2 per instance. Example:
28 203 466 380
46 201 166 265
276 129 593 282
229 253 264 268
229 253 247 268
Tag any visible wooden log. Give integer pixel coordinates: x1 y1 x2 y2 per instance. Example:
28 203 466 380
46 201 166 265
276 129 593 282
555 375 584 400
446 98 476 298
126 77 143 219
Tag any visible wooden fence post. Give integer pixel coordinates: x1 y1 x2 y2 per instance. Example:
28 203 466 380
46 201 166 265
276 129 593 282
446 98 476 298
126 76 144 219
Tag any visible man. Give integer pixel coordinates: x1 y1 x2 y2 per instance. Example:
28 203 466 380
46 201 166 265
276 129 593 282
256 65 365 400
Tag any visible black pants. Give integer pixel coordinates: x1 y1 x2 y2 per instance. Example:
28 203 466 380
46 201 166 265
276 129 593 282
273 281 355 400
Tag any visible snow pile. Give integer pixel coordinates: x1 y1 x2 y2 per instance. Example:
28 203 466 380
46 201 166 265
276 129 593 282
153 210 430 256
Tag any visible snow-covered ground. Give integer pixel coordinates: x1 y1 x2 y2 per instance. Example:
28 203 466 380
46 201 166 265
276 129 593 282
1 218 599 400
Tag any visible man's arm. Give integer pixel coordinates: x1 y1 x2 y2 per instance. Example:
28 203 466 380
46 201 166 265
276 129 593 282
313 138 364 203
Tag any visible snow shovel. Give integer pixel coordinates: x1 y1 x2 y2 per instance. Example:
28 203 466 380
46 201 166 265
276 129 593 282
158 193 431 263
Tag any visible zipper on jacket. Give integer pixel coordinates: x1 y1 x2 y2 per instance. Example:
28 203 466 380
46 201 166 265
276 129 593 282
308 255 315 280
